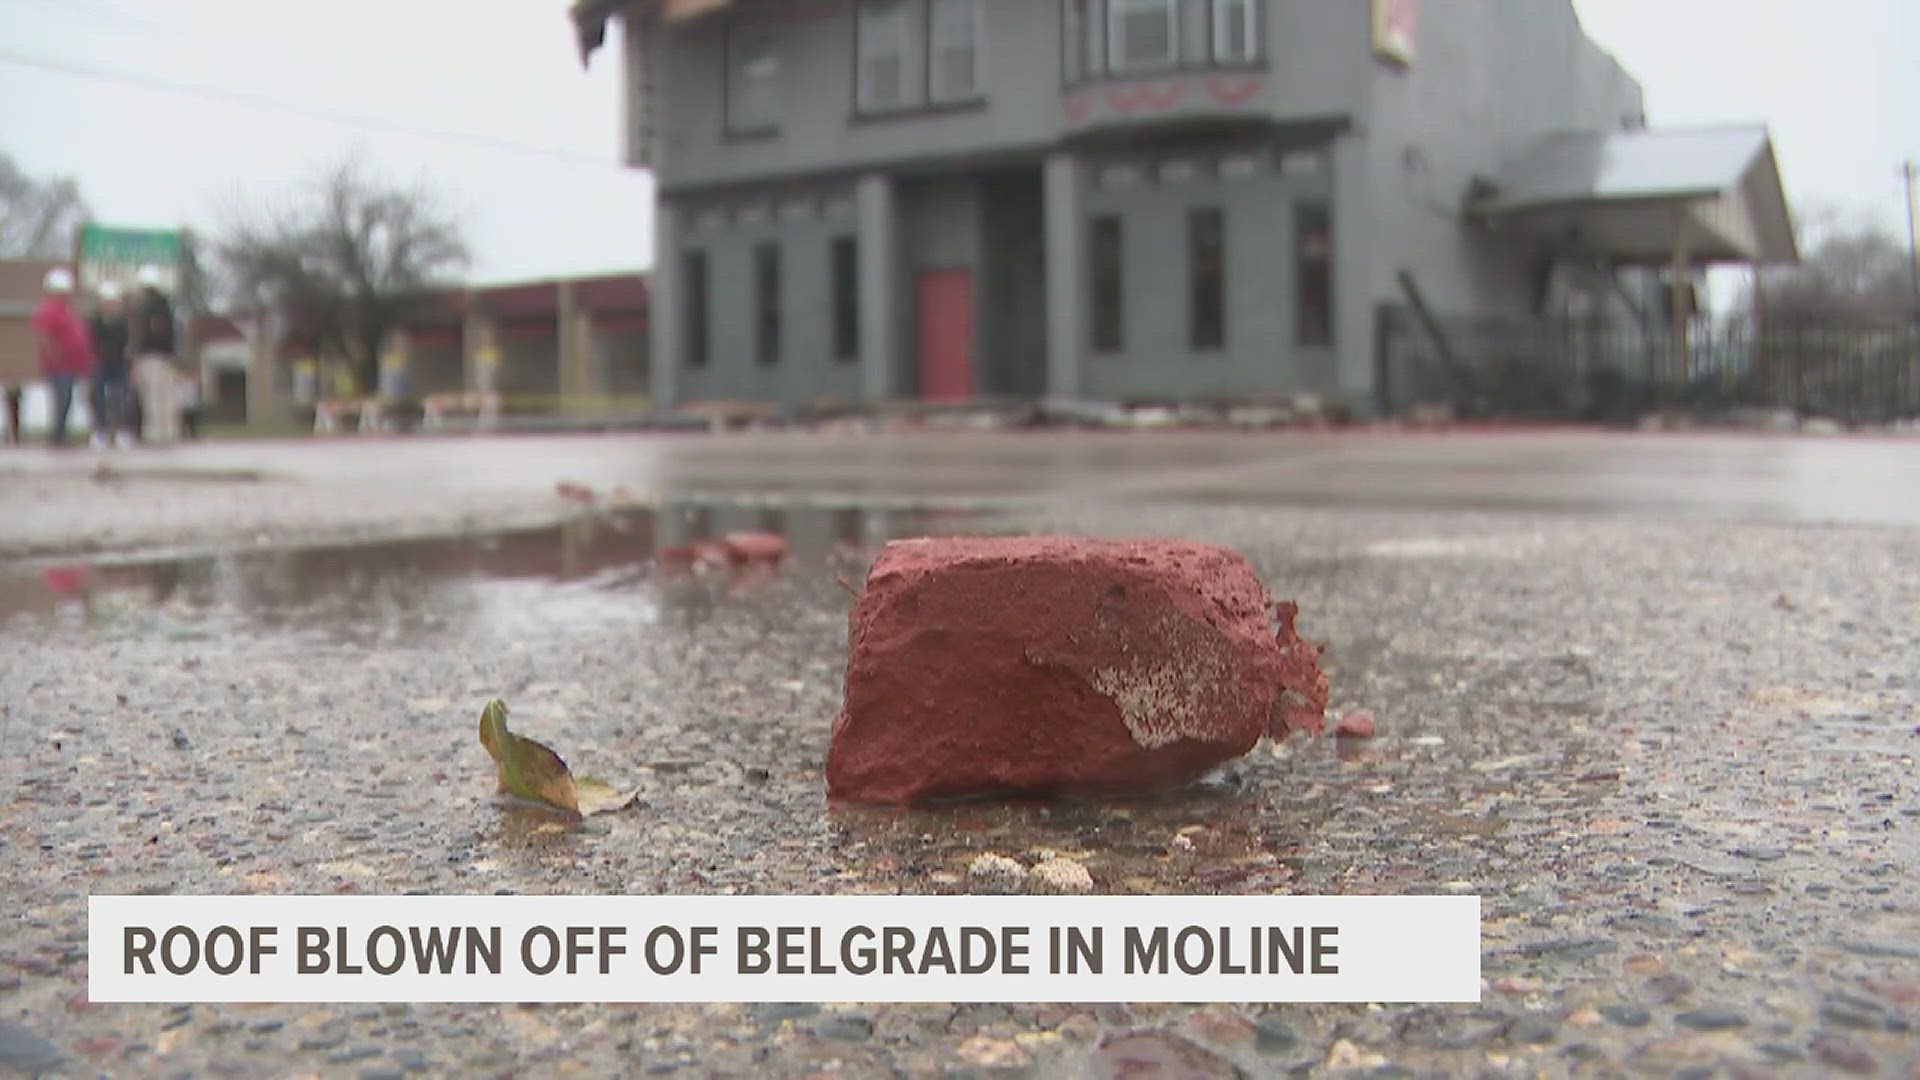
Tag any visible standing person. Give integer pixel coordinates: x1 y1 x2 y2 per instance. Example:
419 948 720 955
33 268 95 448
128 265 180 444
86 282 134 449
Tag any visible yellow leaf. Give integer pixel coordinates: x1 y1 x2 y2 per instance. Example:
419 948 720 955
575 776 642 816
478 699 636 818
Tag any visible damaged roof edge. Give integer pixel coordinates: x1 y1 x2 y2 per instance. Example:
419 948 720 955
571 0 733 66
570 0 626 67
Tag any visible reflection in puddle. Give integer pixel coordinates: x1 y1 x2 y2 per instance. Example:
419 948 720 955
0 500 964 637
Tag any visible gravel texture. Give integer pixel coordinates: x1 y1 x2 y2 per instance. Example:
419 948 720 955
1 437 1917 1077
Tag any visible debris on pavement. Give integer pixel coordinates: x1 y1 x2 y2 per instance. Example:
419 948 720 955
1334 712 1378 739
966 853 1028 894
825 536 1329 805
721 531 789 565
477 699 638 817
1030 856 1095 894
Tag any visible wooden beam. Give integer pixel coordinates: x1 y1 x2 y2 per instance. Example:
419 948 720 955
1671 207 1693 385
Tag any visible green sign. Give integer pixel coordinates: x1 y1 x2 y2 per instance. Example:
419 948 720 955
78 224 184 294
80 224 180 265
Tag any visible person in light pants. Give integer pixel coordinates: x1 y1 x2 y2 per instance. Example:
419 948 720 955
128 266 180 444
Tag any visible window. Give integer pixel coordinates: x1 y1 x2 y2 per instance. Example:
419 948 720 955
857 0 916 111
726 25 781 132
1063 0 1090 80
754 242 782 364
1212 0 1256 62
929 0 982 101
1295 203 1333 347
1179 0 1209 65
1090 215 1124 354
1068 0 1252 80
1189 207 1225 351
682 250 709 370
831 236 860 363
1109 0 1176 71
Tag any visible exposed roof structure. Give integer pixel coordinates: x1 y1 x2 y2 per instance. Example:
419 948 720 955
1473 125 1799 267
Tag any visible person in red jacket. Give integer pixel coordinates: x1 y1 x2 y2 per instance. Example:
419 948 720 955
33 268 95 447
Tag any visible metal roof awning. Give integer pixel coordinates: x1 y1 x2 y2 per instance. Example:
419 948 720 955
571 0 733 66
1471 125 1799 268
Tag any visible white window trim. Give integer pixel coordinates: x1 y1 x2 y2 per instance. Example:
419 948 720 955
928 0 984 102
1108 0 1178 73
857 0 917 112
1211 0 1256 63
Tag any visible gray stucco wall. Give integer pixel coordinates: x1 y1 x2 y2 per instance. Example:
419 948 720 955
674 189 866 404
1359 0 1647 327
1078 143 1340 402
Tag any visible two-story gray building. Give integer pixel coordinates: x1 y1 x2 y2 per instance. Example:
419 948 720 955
572 0 1795 413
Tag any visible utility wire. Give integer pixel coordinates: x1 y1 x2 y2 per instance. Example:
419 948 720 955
0 47 622 169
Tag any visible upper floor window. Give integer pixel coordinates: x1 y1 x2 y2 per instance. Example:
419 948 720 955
929 0 982 102
857 0 918 112
1073 0 1257 80
1110 0 1177 71
1212 0 1256 63
726 24 781 133
856 0 985 114
1063 0 1102 81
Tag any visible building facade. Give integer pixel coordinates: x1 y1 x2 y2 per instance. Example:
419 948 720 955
585 0 1669 411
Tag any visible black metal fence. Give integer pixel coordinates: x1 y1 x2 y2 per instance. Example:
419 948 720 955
1377 309 1920 424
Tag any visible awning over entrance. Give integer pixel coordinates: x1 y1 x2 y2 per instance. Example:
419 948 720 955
1470 125 1799 268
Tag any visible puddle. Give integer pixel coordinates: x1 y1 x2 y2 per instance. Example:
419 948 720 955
0 499 984 637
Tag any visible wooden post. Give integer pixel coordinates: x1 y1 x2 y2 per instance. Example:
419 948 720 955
1670 209 1694 390
558 278 582 413
246 313 276 427
1751 263 1770 404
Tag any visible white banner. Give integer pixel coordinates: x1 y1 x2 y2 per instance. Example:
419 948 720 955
90 895 1481 1004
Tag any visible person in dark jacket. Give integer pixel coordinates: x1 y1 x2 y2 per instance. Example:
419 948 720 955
87 282 133 448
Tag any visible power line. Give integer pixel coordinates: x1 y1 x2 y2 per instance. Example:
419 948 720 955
0 47 622 169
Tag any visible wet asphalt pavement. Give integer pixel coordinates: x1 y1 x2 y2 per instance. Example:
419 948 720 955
1 429 1917 1078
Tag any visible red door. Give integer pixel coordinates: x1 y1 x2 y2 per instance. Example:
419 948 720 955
917 269 974 402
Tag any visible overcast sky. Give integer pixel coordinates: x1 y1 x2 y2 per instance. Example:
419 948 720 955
2 0 1916 285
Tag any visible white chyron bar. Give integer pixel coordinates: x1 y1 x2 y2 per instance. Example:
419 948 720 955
89 895 1481 1004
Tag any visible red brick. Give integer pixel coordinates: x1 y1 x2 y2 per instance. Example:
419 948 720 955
826 537 1327 805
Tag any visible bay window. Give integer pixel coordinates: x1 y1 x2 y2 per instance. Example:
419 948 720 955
1071 0 1258 80
1109 0 1176 71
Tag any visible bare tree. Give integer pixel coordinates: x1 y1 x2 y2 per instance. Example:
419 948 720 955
217 160 469 392
0 153 89 259
1750 203 1917 325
